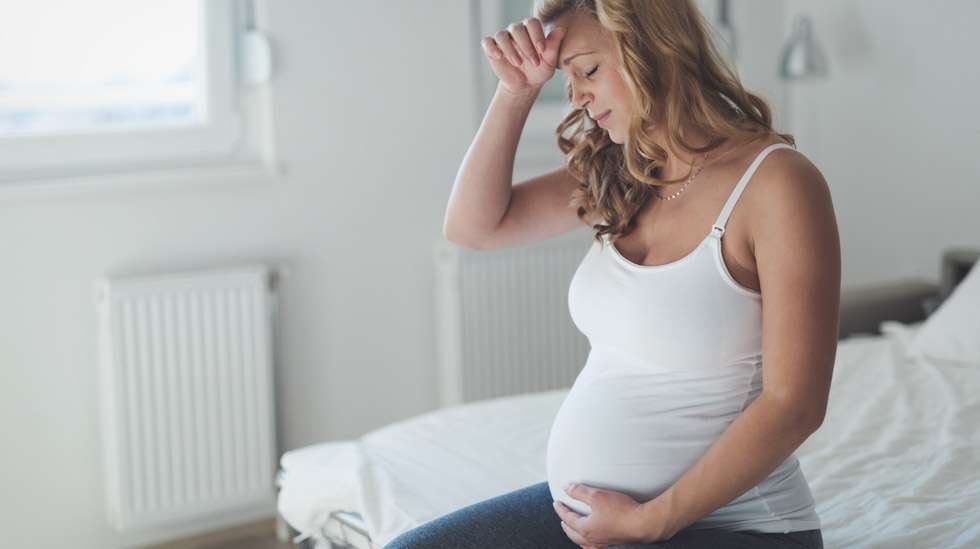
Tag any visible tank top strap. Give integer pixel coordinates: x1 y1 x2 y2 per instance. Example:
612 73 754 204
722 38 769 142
710 142 797 238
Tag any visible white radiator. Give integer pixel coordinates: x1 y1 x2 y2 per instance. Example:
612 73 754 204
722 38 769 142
434 231 592 407
95 264 277 538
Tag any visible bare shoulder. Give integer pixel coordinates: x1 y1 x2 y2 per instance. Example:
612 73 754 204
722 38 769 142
739 145 839 276
743 145 835 236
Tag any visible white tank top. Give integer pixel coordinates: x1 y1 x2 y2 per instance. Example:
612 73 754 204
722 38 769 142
546 142 822 534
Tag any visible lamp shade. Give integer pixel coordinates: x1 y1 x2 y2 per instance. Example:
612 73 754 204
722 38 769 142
780 15 829 80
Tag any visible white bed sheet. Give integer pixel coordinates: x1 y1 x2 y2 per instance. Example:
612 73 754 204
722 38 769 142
278 321 980 548
277 440 369 545
796 320 980 548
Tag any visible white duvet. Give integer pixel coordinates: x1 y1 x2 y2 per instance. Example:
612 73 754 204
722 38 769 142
278 321 980 548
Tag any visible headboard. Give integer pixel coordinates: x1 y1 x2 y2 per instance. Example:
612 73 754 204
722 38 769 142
839 280 939 339
838 247 979 339
939 248 980 301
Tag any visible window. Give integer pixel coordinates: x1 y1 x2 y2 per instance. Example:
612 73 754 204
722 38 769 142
0 0 277 191
473 0 573 170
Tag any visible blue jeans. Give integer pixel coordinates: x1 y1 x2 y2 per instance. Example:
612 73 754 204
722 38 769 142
383 481 823 549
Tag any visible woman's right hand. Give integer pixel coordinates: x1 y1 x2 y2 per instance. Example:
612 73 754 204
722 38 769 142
482 18 566 98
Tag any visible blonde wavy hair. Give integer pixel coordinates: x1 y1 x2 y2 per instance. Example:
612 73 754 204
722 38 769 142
532 0 794 244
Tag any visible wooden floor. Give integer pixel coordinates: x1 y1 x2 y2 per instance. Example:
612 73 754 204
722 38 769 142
198 533 293 549
145 518 296 549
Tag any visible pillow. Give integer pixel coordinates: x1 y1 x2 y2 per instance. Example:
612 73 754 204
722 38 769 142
910 262 980 364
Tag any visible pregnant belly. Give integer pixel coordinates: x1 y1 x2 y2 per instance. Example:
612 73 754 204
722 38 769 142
545 367 753 515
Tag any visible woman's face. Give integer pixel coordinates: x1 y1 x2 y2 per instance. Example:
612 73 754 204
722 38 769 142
553 11 635 144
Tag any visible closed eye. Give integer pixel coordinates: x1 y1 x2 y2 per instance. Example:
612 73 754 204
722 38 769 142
563 65 600 103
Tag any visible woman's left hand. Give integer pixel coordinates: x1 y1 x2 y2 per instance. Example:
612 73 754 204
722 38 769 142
553 483 669 548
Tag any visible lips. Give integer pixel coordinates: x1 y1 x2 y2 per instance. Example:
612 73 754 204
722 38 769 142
594 110 611 126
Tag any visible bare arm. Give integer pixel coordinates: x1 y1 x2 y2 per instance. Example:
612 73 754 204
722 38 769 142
478 164 587 250
443 82 540 247
444 82 586 250
444 18 582 250
638 153 840 541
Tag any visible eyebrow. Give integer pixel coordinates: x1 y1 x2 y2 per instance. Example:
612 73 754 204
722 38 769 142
561 50 596 67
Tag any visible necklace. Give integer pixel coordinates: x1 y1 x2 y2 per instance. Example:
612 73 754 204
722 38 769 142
653 142 742 201
655 152 709 201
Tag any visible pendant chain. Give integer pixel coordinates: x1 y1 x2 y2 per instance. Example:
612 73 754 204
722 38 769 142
654 144 741 201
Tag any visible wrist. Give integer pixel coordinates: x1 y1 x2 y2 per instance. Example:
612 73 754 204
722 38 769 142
636 496 677 543
496 82 541 104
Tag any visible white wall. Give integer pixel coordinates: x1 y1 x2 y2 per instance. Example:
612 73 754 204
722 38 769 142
784 0 980 285
0 1 475 546
0 1 973 547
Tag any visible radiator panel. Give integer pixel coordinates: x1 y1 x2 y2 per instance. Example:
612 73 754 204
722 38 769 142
97 265 276 532
435 233 592 406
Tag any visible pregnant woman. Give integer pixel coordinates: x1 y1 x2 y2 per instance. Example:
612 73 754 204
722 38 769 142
387 1 838 548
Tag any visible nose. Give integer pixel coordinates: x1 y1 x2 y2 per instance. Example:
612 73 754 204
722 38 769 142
570 83 592 111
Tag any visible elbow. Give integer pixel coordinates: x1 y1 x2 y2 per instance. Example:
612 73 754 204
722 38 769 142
795 405 826 434
442 217 467 248
805 408 826 432
442 224 488 251
766 392 826 433
442 221 457 245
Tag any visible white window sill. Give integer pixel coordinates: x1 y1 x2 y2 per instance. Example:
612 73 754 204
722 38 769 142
0 157 285 202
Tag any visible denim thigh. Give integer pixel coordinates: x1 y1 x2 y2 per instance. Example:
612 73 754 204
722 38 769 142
610 527 824 549
383 481 577 549
383 480 823 549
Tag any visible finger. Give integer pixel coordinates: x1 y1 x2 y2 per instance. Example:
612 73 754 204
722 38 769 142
525 17 547 57
482 36 524 82
508 20 540 66
553 501 586 531
565 482 594 505
494 30 523 66
560 521 589 546
481 36 502 60
542 25 566 66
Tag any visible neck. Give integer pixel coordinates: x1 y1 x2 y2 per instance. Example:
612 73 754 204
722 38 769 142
651 125 718 181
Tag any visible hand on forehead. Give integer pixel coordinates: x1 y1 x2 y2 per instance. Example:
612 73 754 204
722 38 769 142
549 13 606 71
545 22 566 48
546 13 582 61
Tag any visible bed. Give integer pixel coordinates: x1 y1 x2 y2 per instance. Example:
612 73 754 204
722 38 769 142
276 251 979 549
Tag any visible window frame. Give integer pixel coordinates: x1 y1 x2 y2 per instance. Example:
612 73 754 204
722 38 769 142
0 0 280 197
